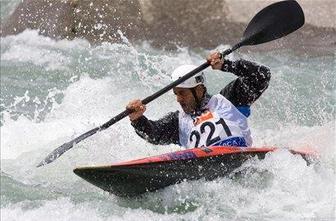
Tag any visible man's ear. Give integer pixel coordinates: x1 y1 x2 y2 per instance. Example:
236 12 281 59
196 85 206 98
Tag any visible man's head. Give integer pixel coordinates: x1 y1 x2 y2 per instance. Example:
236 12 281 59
171 65 206 114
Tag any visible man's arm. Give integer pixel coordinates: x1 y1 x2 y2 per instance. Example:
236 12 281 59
131 111 180 145
220 59 271 106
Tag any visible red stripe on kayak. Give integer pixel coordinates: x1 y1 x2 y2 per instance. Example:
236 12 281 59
111 146 279 166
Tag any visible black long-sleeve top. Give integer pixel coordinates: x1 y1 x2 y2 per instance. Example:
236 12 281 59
131 59 271 146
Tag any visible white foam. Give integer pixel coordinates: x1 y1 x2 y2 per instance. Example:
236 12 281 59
1 30 335 220
1 30 90 71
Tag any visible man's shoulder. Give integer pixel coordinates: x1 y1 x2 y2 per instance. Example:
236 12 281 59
211 93 229 102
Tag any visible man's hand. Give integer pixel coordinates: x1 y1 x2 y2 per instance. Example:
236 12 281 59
127 99 146 121
207 51 224 70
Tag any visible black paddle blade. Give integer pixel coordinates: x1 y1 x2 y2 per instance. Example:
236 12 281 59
241 0 305 46
36 141 74 167
36 127 100 167
37 109 131 167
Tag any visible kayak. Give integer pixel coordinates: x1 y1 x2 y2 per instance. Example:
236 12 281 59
73 146 316 197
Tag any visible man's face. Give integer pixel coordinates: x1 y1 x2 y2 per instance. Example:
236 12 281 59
173 87 197 113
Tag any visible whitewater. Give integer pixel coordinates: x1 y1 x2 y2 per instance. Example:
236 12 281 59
1 15 335 221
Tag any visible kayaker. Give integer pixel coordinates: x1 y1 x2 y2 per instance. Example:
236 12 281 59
126 52 271 148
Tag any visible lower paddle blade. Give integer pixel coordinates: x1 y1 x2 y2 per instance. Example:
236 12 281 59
36 127 100 167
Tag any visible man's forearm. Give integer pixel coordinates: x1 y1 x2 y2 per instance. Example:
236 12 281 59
131 112 179 145
220 59 271 106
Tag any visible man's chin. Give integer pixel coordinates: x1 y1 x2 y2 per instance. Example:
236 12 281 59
181 106 193 114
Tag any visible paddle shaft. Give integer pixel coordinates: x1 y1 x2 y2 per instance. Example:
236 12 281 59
101 48 236 130
36 48 234 167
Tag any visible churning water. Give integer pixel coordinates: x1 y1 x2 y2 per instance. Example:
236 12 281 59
1 8 335 221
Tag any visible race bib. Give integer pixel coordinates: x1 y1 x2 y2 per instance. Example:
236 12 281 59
187 111 233 148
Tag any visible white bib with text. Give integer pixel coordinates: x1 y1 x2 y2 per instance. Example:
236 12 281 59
178 94 252 148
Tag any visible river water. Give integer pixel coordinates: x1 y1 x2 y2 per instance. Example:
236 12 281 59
1 3 335 221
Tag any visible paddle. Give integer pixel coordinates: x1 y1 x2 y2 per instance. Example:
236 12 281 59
37 0 304 167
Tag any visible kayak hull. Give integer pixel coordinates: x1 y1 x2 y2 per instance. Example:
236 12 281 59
73 146 315 197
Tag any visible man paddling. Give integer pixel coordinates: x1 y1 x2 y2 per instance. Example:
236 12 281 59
127 52 271 148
